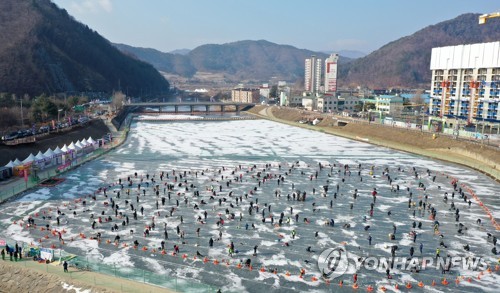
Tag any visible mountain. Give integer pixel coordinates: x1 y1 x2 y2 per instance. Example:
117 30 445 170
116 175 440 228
322 50 366 59
115 40 352 83
114 43 196 77
340 13 500 88
0 0 169 96
169 49 191 55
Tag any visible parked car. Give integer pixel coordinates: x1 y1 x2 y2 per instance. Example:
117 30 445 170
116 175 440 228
2 132 19 141
39 126 50 133
78 117 90 123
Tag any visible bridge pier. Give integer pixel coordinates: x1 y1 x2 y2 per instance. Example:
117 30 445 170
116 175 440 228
126 102 254 115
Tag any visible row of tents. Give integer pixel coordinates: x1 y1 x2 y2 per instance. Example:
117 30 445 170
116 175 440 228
0 137 99 180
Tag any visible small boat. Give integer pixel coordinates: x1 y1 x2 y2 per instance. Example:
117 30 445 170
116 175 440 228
39 178 65 187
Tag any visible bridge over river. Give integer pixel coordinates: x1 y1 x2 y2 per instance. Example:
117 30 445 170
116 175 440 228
124 102 255 113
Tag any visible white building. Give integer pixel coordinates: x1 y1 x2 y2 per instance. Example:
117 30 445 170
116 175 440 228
375 95 404 114
309 94 361 113
279 92 288 107
302 96 316 111
324 53 339 94
429 41 500 121
305 55 322 93
259 84 270 104
317 94 339 112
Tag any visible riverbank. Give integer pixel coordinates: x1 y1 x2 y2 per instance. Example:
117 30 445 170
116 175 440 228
0 259 175 293
0 119 111 166
247 106 500 181
0 116 128 203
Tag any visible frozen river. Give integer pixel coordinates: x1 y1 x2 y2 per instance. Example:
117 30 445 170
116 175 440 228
1 117 499 292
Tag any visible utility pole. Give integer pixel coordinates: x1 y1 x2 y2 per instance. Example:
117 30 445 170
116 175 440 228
421 109 424 133
19 96 24 128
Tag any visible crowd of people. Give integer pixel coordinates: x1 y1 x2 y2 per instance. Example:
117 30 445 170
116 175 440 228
7 158 499 290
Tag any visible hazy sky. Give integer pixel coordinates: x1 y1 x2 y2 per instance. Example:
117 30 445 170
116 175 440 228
52 0 498 54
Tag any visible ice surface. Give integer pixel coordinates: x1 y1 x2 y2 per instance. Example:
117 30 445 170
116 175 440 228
0 118 498 293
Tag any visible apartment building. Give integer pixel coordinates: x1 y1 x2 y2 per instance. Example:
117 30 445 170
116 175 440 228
429 41 500 121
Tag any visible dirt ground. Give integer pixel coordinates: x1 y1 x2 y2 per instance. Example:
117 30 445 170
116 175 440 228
0 119 111 166
0 259 175 293
249 106 500 181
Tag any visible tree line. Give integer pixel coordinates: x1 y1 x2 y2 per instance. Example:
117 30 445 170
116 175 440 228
0 93 90 130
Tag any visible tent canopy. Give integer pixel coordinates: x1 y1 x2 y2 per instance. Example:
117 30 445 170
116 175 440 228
53 146 63 155
61 145 69 152
22 153 36 164
35 151 45 161
43 148 55 158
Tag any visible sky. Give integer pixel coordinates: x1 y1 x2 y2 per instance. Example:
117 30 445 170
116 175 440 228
52 0 498 54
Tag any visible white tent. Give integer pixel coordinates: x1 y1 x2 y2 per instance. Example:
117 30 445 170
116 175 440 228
13 159 22 166
61 144 69 153
60 144 73 163
87 137 98 150
22 153 36 164
53 147 63 164
5 161 14 168
43 148 56 166
43 148 54 158
34 151 46 170
75 141 84 149
68 142 80 157
53 146 62 155
68 142 76 150
35 151 45 161
77 140 92 154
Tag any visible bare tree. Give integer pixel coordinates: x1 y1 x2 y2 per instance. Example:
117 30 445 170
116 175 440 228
111 91 126 112
0 108 20 128
410 89 425 105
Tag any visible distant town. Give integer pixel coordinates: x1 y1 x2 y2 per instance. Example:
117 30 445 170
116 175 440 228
230 41 499 141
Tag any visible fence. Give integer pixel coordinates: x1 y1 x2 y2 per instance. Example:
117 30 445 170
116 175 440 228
68 255 216 292
0 148 104 202
0 238 217 293
329 114 499 148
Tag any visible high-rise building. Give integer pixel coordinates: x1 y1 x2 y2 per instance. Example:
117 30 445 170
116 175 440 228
305 55 322 93
429 41 500 121
324 53 339 94
259 83 270 104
